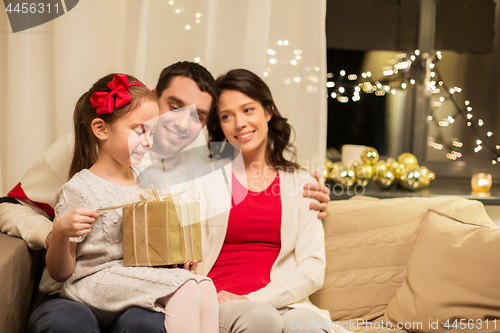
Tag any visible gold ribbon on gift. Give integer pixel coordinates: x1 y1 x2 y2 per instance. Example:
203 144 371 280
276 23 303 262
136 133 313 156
95 187 199 214
130 188 199 267
98 185 201 267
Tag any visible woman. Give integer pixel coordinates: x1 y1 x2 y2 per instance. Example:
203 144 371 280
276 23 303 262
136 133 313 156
204 69 331 333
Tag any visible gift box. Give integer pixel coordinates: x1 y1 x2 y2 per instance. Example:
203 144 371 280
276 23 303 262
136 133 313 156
122 198 202 267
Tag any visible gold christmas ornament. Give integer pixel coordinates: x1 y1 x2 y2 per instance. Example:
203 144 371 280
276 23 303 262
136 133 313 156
373 160 396 188
372 160 388 180
329 162 345 180
399 166 425 190
322 147 434 191
353 163 373 187
385 158 402 183
332 162 356 187
397 152 418 167
374 170 396 188
417 166 435 189
360 147 379 165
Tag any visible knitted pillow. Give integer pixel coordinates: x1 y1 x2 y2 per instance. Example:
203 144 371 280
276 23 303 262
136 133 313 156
310 196 494 322
384 210 500 333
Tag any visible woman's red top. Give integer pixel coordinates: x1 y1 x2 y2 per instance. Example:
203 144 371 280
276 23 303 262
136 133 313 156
207 172 282 295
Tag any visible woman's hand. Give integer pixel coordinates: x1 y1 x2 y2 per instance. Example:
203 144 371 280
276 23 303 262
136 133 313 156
217 290 249 304
303 171 331 219
53 208 98 239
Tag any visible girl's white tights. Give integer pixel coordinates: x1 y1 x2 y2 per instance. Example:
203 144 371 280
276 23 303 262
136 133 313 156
164 280 219 333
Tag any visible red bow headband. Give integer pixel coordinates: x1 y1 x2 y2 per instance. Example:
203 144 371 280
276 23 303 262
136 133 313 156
90 74 146 117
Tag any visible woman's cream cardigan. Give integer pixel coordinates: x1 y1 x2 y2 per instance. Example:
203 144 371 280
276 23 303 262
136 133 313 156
195 161 330 321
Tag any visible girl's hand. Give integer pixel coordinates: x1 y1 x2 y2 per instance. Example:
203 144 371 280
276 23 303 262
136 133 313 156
170 260 199 272
217 290 249 304
53 209 99 238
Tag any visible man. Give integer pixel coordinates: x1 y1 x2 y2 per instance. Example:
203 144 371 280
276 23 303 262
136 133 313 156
0 61 331 332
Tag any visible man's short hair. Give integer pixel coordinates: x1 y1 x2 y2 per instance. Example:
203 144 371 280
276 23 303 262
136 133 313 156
155 61 217 110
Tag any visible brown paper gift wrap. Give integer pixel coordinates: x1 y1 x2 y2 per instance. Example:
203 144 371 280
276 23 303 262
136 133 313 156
123 200 202 267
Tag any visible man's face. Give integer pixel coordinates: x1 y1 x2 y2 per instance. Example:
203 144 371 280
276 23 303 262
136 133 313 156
152 76 212 156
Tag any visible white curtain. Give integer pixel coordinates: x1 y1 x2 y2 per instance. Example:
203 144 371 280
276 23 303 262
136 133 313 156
0 0 327 194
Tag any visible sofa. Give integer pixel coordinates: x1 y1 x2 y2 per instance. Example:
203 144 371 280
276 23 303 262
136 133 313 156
1 195 499 333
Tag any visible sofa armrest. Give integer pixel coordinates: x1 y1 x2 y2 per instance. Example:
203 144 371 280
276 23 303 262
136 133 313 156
0 232 44 333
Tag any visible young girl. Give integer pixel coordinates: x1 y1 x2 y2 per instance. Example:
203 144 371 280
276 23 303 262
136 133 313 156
204 69 331 333
45 73 218 333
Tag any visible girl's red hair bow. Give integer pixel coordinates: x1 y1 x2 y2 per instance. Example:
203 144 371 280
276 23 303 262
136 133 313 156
90 74 146 117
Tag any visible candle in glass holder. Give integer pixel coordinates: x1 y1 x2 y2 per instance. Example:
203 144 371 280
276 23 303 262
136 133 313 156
471 173 492 192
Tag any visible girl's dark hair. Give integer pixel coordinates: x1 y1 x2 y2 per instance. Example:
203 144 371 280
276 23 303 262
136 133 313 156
207 69 300 170
69 73 156 179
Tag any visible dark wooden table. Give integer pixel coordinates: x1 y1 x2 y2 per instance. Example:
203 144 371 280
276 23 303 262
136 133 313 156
327 178 500 205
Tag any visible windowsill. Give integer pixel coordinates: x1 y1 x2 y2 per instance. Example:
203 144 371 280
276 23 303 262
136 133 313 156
327 178 500 205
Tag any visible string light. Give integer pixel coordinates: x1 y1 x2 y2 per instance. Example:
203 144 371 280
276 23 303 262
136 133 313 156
323 49 499 163
452 139 463 148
